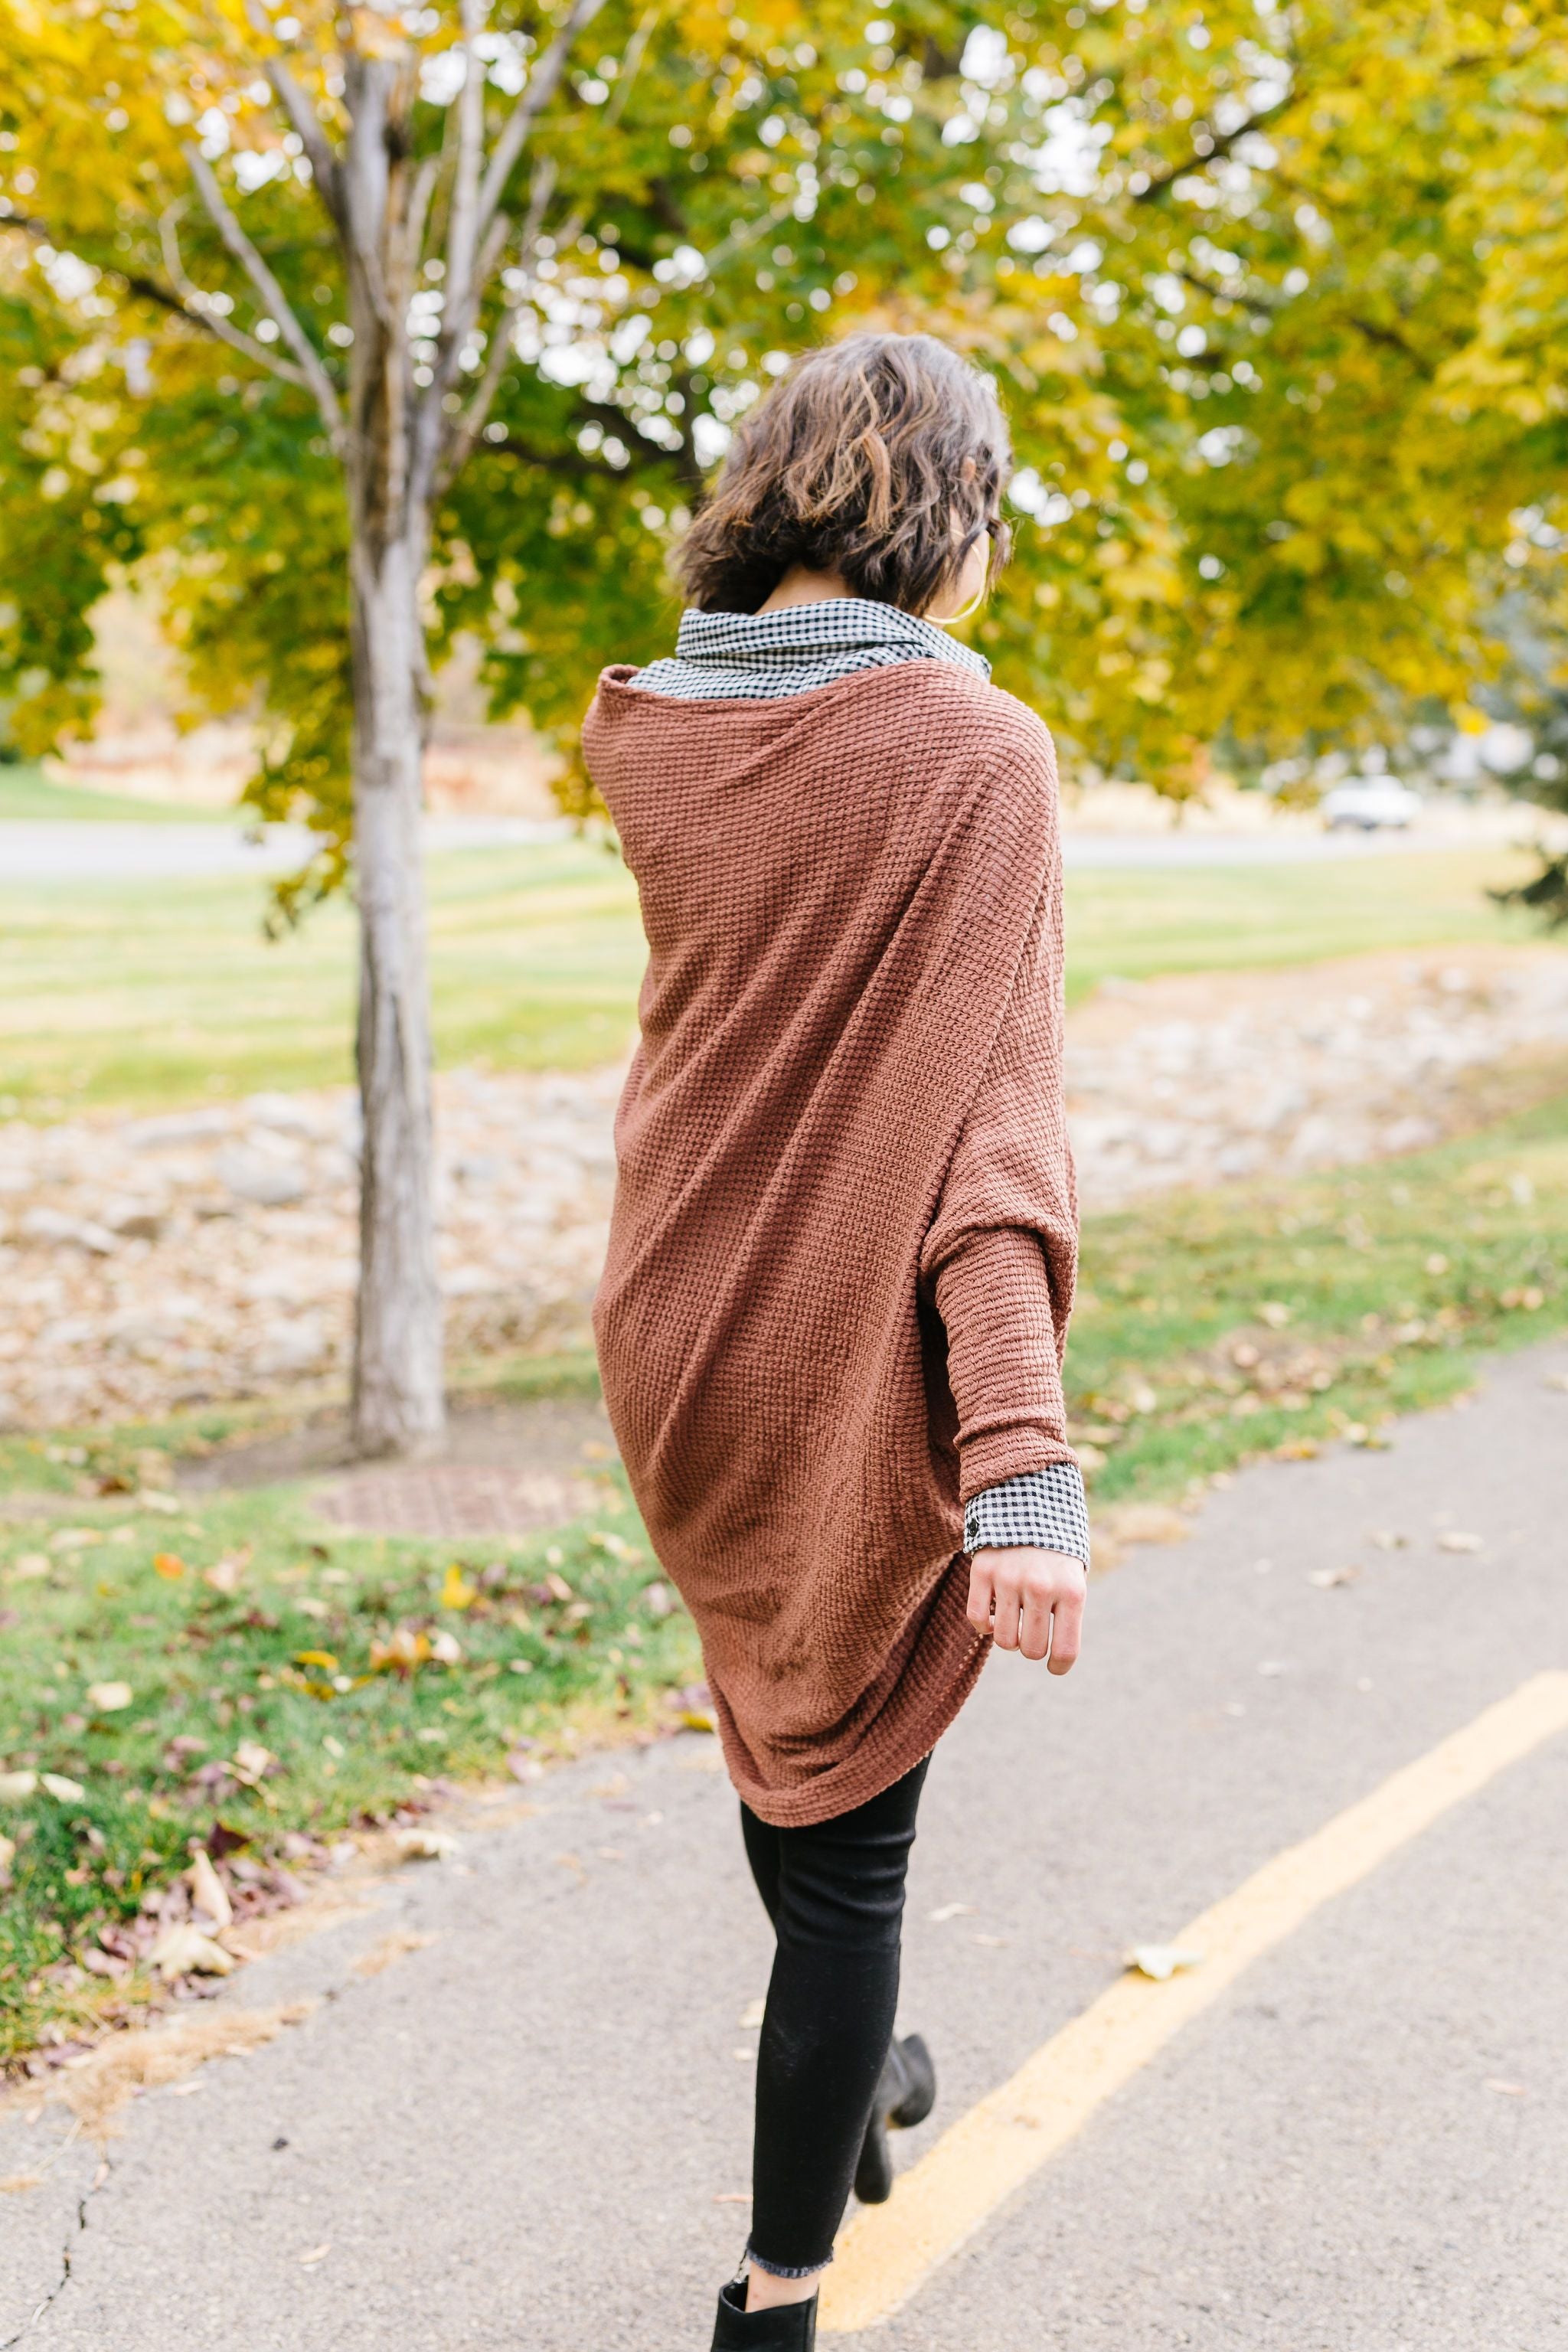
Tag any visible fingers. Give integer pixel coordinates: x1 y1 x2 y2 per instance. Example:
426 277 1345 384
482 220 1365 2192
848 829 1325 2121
990 1565 1022 1651
1018 1577 1054 1662
965 1553 994 1638
967 1554 1024 1648
1047 1578 1084 1675
969 1549 1086 1669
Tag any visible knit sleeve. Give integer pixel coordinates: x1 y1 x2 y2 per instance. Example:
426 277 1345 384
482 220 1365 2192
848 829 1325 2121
920 825 1079 1505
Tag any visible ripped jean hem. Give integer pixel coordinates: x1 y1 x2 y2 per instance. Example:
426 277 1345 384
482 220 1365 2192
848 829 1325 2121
746 2243 833 2280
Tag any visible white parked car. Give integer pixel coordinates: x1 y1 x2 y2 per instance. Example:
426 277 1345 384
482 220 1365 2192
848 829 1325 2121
1320 778 1423 831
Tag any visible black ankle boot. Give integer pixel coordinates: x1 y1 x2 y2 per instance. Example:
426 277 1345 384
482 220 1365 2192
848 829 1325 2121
854 2030 936 2204
710 2277 818 2348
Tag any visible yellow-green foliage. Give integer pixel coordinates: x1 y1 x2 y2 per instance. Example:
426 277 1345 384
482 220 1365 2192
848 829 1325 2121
2 5 1566 825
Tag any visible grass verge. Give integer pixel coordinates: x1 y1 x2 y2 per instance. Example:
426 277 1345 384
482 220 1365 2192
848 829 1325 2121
2 1092 1565 2067
0 1439 699 2073
1 841 1541 1114
1068 1088 1568 1496
0 760 226 825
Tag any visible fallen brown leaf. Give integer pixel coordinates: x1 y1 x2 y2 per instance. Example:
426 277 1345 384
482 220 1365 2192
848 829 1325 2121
148 1923 234 1981
186 1848 233 1931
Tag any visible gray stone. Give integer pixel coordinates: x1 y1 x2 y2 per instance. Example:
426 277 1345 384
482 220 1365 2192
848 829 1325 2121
121 1109 232 1150
18 1207 116 1254
215 1148 308 1208
244 1092 327 1138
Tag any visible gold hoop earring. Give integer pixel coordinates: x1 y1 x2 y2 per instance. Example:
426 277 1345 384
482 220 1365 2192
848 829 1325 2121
933 582 988 626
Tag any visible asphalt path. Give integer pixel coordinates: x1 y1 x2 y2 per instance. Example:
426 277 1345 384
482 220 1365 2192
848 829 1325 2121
0 815 1511 882
2 1339 1565 2351
0 816 570 884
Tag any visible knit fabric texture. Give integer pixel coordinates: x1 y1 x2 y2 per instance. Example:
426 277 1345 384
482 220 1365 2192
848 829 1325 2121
583 656 1080 1826
632 598 1091 1573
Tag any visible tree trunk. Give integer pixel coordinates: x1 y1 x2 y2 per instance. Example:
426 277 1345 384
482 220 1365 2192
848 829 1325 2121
348 526 445 1455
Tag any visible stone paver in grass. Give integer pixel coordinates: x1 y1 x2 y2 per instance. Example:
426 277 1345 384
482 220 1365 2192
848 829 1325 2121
315 1460 609 1538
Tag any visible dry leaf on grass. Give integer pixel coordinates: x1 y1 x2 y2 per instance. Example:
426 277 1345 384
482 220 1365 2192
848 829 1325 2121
439 1563 476 1611
87 1681 132 1713
392 1828 459 1862
148 1923 234 1980
54 2003 315 2137
186 1848 233 1931
203 1549 250 1594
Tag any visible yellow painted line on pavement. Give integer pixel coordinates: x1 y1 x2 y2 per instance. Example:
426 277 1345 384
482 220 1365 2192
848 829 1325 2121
820 1670 1568 2334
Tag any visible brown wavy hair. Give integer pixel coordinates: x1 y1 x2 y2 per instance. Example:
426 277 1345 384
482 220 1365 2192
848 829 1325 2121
676 332 1012 616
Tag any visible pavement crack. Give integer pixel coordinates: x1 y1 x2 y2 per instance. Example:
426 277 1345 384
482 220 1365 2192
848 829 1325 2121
3 2151 114 2349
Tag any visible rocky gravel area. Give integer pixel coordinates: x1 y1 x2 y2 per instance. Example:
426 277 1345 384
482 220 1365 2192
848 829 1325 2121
2 946 1565 1434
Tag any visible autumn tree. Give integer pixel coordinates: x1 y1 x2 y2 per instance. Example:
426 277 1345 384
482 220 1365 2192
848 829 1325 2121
5 0 1565 1442
3 0 1025 1454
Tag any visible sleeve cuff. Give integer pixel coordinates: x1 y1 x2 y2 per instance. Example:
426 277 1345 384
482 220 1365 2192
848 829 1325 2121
964 1461 1091 1570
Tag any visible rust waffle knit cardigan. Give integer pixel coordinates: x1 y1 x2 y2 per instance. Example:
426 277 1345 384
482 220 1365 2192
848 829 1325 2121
584 657 1079 1825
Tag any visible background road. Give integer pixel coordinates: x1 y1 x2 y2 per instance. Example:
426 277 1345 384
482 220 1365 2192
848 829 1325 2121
3 1340 1565 2351
2 809 1549 880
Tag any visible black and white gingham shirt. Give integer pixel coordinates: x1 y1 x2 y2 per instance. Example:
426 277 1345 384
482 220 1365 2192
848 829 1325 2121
629 598 1091 1571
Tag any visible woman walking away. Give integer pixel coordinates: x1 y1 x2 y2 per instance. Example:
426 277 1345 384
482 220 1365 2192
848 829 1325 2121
583 332 1089 2348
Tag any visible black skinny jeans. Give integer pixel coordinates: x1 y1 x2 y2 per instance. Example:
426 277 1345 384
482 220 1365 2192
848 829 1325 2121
740 1756 929 2276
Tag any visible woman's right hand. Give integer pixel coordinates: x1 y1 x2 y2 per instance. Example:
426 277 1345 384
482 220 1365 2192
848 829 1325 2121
967 1547 1086 1672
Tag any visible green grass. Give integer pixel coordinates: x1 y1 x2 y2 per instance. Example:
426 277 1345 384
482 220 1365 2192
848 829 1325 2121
0 838 647 1114
0 759 226 825
1061 849 1540 995
0 1426 700 2069
0 841 1541 1116
1067 1086 1568 1498
3 1093 1565 2065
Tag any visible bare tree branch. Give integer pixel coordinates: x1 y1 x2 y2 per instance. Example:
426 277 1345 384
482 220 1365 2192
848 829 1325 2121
2 203 315 384
240 0 345 227
603 2 663 128
1348 312 1417 358
406 152 442 283
474 0 608 250
1133 99 1292 204
185 144 345 448
158 203 312 386
444 0 487 302
431 165 566 500
472 431 605 476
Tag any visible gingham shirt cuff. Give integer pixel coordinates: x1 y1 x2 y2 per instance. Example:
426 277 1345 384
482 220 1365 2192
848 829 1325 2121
964 1462 1091 1569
